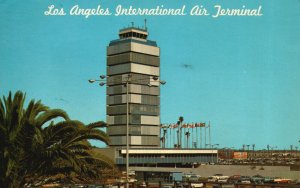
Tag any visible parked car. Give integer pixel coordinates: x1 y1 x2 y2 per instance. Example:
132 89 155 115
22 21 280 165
218 176 229 183
274 178 292 184
189 175 201 182
207 176 218 182
190 183 204 188
251 175 264 184
183 173 193 181
228 175 241 184
161 186 172 188
239 176 251 184
264 177 275 184
138 181 146 188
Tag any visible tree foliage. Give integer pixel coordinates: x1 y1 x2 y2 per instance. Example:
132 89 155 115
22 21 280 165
0 91 113 187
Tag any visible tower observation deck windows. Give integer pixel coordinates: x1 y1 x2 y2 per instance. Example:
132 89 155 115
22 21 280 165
119 32 148 40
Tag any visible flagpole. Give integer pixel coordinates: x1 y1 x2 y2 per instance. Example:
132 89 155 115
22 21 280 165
169 125 171 148
175 125 178 148
204 122 206 148
188 125 190 148
185 124 187 148
209 121 211 147
192 123 194 148
183 125 185 148
199 125 201 148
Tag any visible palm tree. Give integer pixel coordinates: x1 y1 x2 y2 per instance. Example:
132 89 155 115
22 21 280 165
0 91 113 187
178 116 184 148
0 91 70 187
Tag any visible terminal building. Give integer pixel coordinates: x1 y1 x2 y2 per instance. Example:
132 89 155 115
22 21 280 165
101 25 218 168
98 147 218 168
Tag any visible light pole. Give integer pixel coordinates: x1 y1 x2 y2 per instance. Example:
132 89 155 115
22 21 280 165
89 74 165 188
242 144 246 151
212 144 219 164
206 143 219 164
125 75 130 188
246 144 250 151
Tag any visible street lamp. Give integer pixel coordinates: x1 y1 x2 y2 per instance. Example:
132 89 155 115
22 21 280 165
88 75 107 83
211 144 219 148
89 74 165 188
271 146 277 150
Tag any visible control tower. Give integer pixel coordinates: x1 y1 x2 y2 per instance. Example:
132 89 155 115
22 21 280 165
106 26 161 148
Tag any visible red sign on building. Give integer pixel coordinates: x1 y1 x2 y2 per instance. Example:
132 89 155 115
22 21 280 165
233 152 248 159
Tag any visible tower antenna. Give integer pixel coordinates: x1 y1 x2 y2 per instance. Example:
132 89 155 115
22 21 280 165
144 19 147 31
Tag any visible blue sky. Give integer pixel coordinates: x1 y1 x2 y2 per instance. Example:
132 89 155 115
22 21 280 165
1 0 300 150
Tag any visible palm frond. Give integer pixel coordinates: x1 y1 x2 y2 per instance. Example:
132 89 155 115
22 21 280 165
25 100 49 125
86 121 107 128
35 109 70 128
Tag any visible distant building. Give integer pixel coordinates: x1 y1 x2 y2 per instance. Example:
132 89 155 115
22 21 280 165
106 26 161 148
